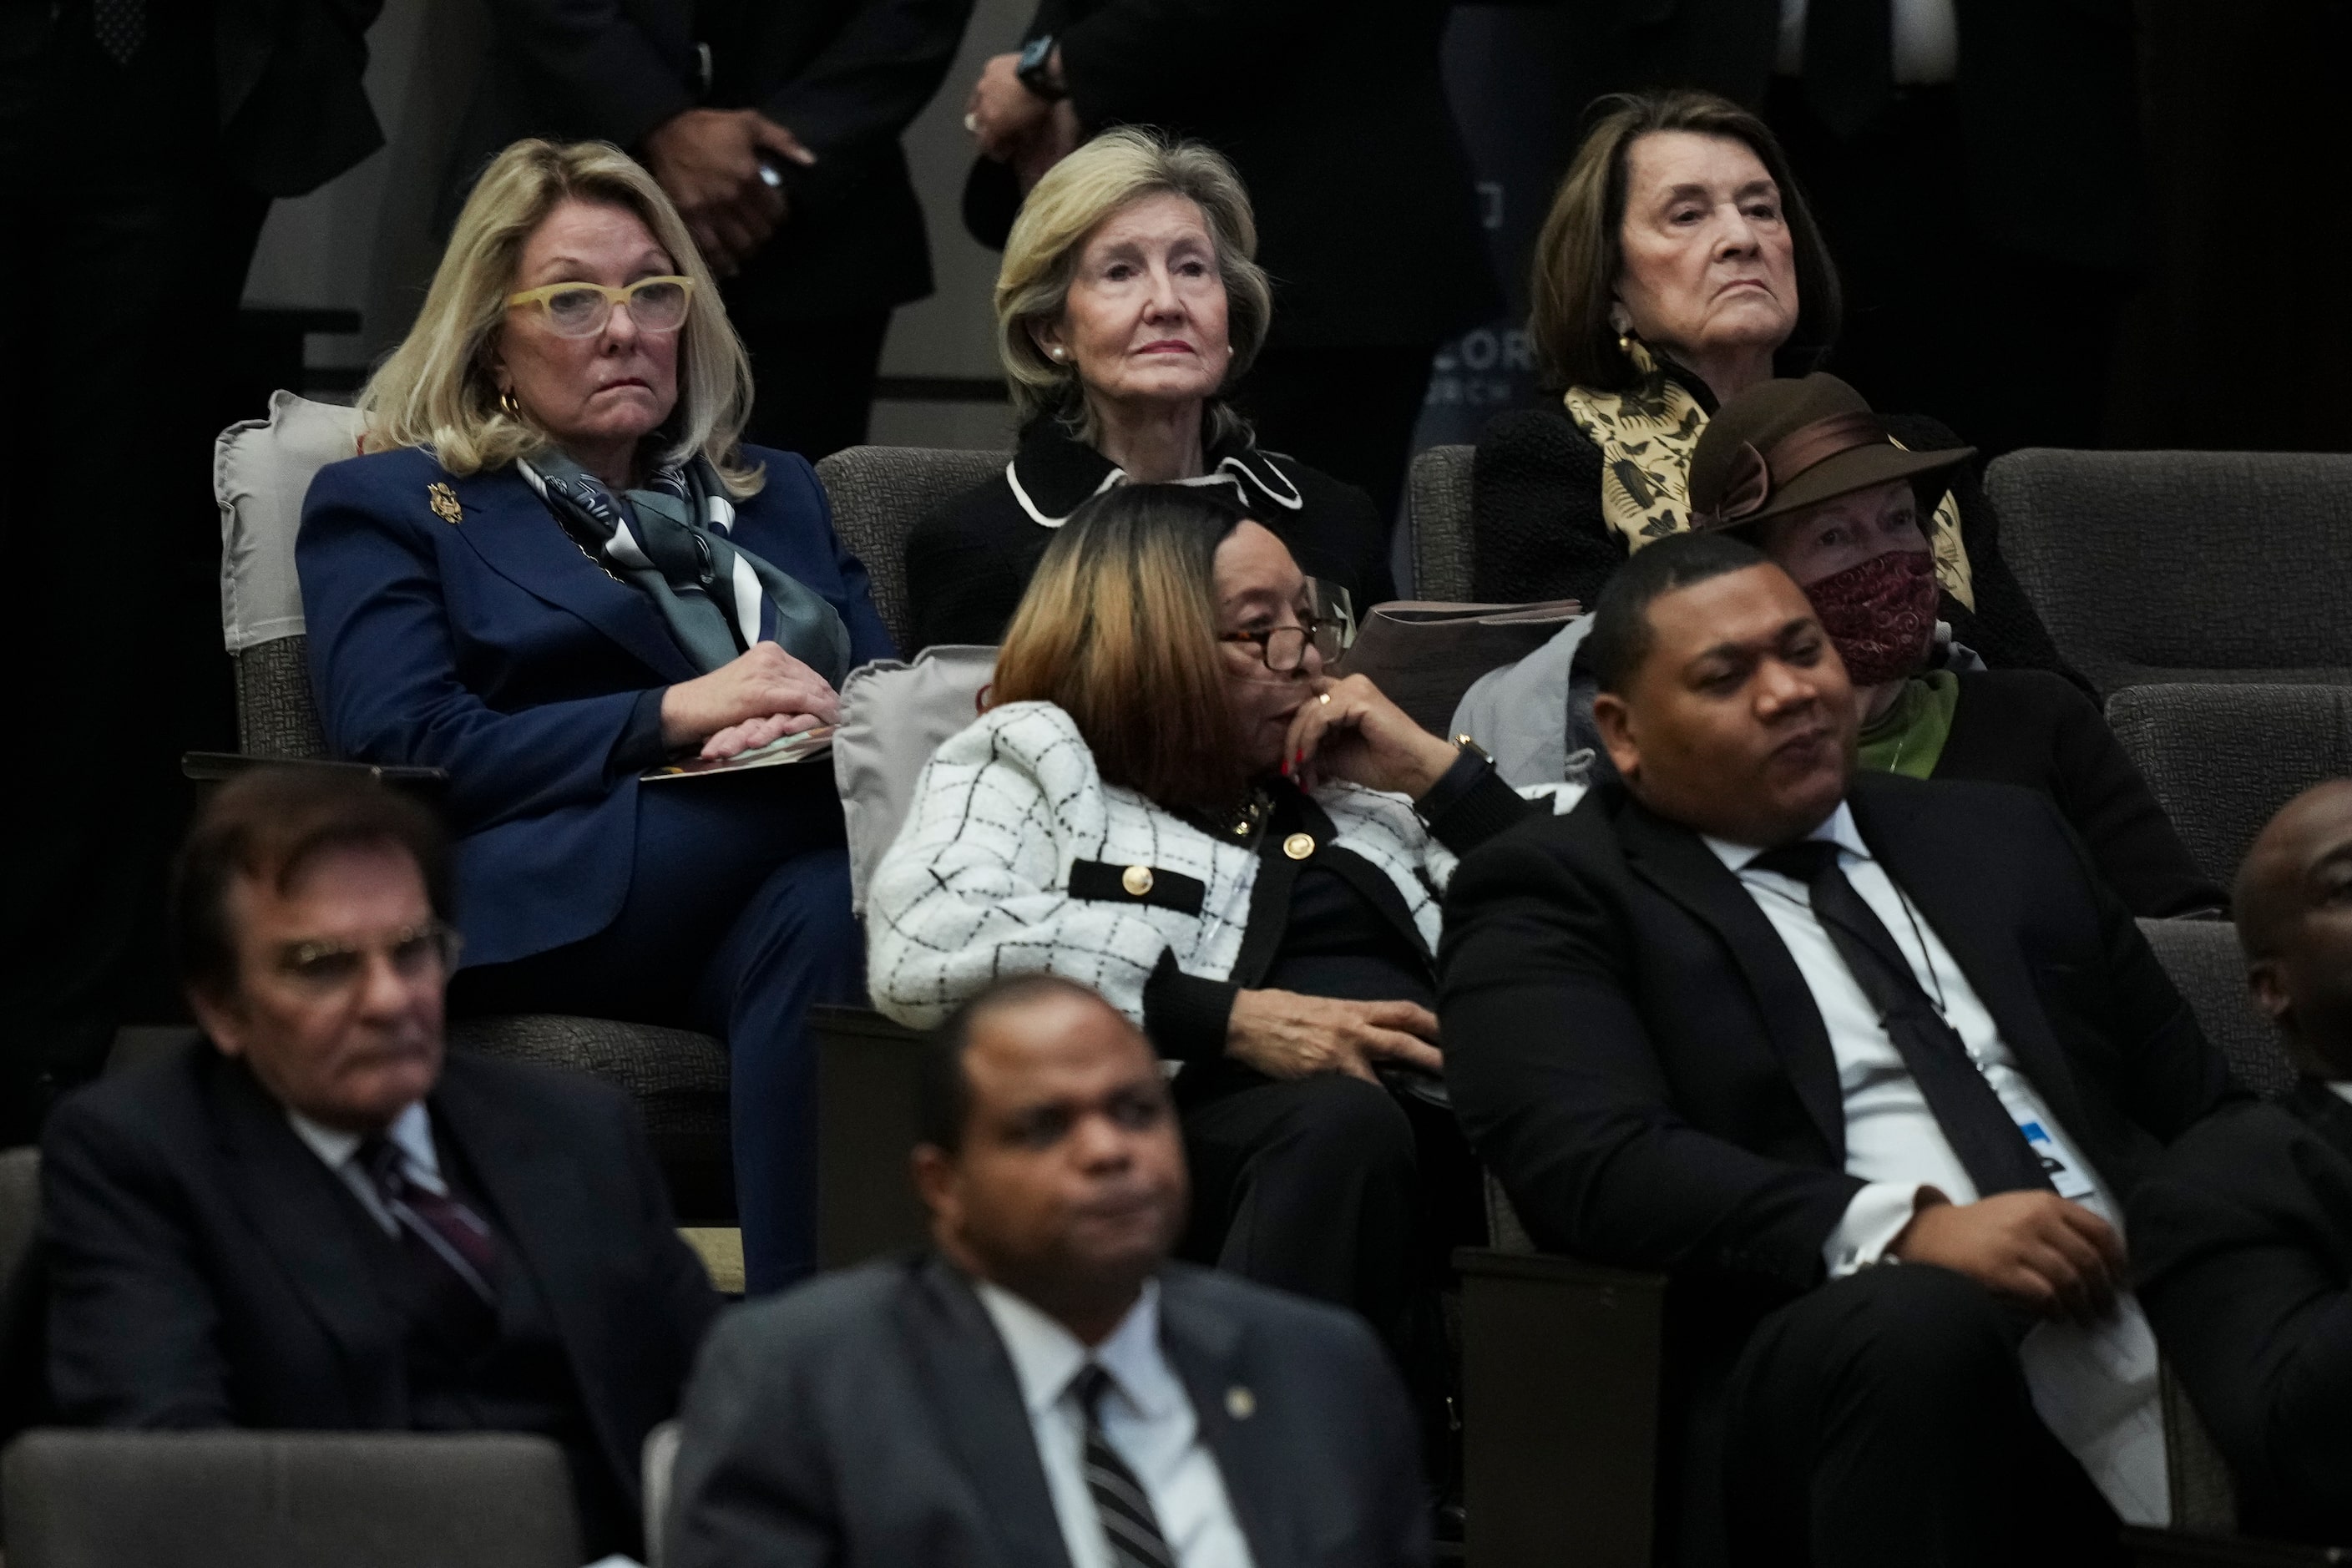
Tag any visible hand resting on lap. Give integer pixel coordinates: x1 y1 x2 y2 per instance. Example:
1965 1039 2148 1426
1226 989 1444 1082
1890 1189 2127 1327
660 642 840 759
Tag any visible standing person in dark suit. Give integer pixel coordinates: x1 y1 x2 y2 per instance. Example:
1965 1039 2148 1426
41 767 721 1561
453 0 975 461
668 973 1430 1568
1439 533 2236 1565
0 0 385 1147
1593 0 2142 456
961 0 1499 524
2133 780 2352 1545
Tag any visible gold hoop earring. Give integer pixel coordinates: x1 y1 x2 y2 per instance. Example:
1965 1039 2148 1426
498 388 522 418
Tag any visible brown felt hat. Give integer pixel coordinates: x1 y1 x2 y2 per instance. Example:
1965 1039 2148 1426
1687 373 1974 532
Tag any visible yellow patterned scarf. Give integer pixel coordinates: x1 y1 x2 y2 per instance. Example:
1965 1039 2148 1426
1562 344 1975 610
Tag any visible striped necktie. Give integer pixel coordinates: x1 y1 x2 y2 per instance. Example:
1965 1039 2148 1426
360 1136 499 1306
1071 1363 1175 1568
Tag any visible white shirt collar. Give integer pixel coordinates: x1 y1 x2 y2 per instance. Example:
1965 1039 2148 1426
286 1100 438 1184
1702 799 1868 875
974 1276 1174 1422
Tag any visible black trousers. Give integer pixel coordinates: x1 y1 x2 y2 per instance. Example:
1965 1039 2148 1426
1171 1058 1480 1344
1237 343 1437 529
732 309 894 463
1763 80 2129 458
1721 1264 2124 1568
0 2 271 1141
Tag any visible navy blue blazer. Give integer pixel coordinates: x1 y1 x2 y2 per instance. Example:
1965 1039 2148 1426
296 444 896 968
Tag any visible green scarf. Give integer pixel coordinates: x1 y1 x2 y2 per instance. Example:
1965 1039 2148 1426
1856 670 1960 780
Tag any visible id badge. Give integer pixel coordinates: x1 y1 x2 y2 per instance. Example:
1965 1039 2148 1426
2017 1117 2100 1201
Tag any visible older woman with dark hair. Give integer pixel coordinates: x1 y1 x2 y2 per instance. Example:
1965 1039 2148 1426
872 483 1570 1349
903 129 1393 651
1471 89 2068 680
297 139 897 1293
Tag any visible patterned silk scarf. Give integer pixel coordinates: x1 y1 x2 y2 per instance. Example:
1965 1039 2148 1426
1562 341 1977 611
524 453 852 684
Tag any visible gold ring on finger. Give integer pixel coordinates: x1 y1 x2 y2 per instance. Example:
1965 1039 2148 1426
1318 692 1331 705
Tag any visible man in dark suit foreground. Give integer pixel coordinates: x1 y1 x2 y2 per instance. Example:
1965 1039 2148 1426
668 973 1429 1567
41 767 720 1560
2133 781 2352 1544
1439 533 2234 1566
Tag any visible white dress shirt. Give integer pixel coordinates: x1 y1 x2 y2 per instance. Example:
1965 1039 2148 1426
975 1278 1256 1568
1775 0 1960 85
286 1100 445 1236
1705 803 2169 1525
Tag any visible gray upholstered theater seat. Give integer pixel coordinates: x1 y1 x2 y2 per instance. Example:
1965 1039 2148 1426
1985 449 2352 695
1408 443 1477 602
813 445 1009 652
213 395 732 1218
2133 918 2297 1098
1 1430 580 1568
2109 683 2352 892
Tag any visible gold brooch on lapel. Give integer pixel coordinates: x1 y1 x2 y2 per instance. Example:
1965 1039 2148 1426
427 483 463 525
1225 1386 1256 1420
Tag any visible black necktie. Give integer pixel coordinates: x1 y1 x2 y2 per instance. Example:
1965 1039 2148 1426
359 1137 500 1308
1071 1364 1176 1568
1803 0 1894 137
1748 840 2054 1197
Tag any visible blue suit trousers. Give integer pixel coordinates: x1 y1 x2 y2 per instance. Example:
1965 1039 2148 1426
453 763 863 1294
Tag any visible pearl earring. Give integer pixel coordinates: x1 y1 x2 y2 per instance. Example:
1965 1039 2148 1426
1049 346 1066 362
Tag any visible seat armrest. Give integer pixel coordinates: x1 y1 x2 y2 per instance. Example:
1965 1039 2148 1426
1454 1247 1667 1568
182 751 448 789
2122 1528 2349 1565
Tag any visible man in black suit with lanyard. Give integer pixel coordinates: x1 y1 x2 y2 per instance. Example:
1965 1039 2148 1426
0 0 385 1148
1439 532 2235 1566
453 0 976 462
1586 0 2142 457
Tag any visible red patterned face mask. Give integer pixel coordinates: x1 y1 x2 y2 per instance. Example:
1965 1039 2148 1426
1805 550 1938 686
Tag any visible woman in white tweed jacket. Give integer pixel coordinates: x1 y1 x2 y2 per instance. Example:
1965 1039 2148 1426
868 485 1574 1356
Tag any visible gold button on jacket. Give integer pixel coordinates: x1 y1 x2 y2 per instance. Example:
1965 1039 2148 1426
1282 832 1316 861
1120 864 1155 897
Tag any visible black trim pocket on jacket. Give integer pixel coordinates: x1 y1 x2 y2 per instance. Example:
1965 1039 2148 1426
1069 860 1206 917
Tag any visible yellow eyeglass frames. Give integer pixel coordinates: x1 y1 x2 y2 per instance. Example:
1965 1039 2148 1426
504 276 695 338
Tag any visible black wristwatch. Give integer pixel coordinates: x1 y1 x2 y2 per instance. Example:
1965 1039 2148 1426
1015 34 1066 101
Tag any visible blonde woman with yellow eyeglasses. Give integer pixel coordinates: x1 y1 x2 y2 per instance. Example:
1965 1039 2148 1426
296 138 895 1292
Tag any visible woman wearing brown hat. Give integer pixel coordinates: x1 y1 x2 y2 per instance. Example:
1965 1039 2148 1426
1687 373 2219 918
1468 89 2070 682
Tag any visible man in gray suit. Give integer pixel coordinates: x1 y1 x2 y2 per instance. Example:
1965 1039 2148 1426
667 973 1430 1567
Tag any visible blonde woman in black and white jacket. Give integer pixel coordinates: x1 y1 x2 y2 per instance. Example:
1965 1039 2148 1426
868 485 1576 1349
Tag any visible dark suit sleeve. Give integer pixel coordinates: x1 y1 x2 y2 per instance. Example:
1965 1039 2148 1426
2132 1111 2352 1521
474 0 696 149
669 1312 839 1568
1469 407 1622 607
2029 787 2237 1142
1439 827 1864 1291
297 463 659 835
758 0 977 163
2036 675 2224 918
39 1100 235 1429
